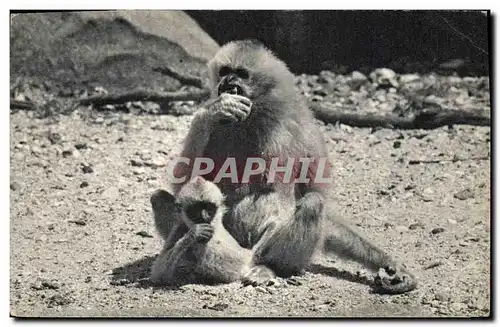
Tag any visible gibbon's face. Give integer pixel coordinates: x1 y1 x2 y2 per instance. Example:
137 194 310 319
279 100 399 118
182 201 218 224
209 40 294 101
176 176 225 224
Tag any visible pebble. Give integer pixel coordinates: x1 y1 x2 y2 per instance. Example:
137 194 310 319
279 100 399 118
47 293 73 307
369 68 399 88
47 131 62 145
68 219 87 226
136 231 153 238
14 152 25 161
255 286 267 294
41 280 60 290
10 182 20 191
431 227 445 234
351 71 367 81
62 149 73 158
80 181 89 188
74 143 88 150
150 159 166 169
130 159 143 167
203 303 228 311
399 74 420 84
409 222 424 230
421 188 435 202
81 163 94 174
450 301 467 312
454 188 475 200
133 168 146 175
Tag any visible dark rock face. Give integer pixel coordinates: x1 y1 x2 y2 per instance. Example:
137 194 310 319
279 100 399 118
187 10 489 76
10 11 219 93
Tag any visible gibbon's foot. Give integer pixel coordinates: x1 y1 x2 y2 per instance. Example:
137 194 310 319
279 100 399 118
242 265 276 286
191 223 214 243
372 265 417 295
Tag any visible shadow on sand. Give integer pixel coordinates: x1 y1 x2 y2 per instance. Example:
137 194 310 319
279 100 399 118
111 255 375 291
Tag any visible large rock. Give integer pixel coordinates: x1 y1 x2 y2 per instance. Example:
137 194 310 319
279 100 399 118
10 11 220 93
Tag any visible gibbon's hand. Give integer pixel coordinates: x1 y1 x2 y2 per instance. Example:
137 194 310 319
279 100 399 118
189 223 214 243
207 93 252 125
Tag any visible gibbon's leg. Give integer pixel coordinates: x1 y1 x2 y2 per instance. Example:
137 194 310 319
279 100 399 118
150 223 213 285
322 217 417 294
246 191 324 282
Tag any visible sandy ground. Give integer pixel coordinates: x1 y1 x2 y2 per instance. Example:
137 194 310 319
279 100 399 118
9 106 490 318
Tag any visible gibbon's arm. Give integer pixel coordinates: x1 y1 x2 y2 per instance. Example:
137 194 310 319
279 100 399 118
172 108 214 195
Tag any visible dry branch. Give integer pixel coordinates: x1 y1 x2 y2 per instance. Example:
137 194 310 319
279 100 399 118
79 65 211 108
79 89 210 107
152 66 207 89
408 155 489 165
10 98 36 110
310 102 491 130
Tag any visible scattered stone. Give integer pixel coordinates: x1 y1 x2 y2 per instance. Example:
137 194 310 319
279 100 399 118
47 293 73 307
255 286 267 294
10 182 20 191
450 301 467 312
81 163 94 174
404 184 416 191
286 278 302 286
384 222 395 229
62 149 73 158
47 131 62 145
420 188 435 202
447 219 457 225
149 159 166 169
431 227 445 235
203 303 228 311
41 280 60 290
399 74 420 84
31 146 42 156
136 231 153 238
74 143 88 150
130 159 143 167
393 140 402 149
68 219 87 226
454 188 475 200
378 189 390 196
31 279 60 290
133 167 146 175
424 261 443 270
409 222 425 230
80 181 89 188
369 68 399 88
